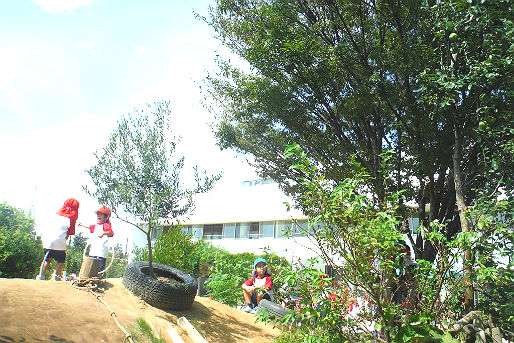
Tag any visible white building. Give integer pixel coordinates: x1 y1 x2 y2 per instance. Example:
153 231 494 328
131 178 323 265
130 177 422 270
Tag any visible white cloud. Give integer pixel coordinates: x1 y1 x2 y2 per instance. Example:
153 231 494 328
0 47 33 116
33 0 92 13
72 41 97 55
0 42 80 126
131 46 160 60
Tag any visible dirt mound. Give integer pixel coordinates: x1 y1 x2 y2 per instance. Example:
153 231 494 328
0 278 280 343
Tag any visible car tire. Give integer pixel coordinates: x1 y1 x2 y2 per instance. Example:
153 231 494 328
256 299 290 319
122 261 197 310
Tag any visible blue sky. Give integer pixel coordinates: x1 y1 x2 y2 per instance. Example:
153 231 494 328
0 0 256 246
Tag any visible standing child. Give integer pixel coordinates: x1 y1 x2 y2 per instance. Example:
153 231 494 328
83 206 114 275
37 198 79 281
241 257 273 313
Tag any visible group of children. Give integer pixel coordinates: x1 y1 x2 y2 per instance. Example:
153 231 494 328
36 198 114 281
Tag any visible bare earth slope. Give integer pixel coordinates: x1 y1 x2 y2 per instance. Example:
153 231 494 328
0 278 280 343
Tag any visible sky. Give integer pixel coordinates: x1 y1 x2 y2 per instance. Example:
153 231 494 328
0 0 257 248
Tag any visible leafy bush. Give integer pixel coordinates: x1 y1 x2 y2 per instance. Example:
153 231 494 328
470 195 514 331
0 203 43 279
206 250 292 307
63 233 88 276
259 144 469 342
205 252 255 306
133 226 227 277
63 233 128 278
0 227 44 278
133 225 294 307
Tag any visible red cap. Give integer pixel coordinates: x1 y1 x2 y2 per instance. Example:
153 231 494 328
56 198 79 220
96 206 111 218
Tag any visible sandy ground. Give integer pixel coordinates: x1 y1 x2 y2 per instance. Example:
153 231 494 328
0 278 280 343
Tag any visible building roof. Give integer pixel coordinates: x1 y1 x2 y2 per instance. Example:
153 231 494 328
176 178 307 225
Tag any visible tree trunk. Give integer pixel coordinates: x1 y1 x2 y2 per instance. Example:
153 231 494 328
147 221 155 278
453 124 474 312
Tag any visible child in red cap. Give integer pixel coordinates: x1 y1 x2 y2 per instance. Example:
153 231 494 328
36 198 79 281
80 206 114 275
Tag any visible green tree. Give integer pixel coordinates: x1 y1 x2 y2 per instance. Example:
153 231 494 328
0 203 43 278
64 232 88 276
133 226 202 276
271 144 467 342
84 101 220 276
204 0 512 264
206 250 292 307
203 0 451 263
416 0 513 310
0 202 37 234
468 193 513 332
104 243 129 278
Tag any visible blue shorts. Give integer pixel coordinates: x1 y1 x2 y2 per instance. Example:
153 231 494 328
90 256 107 272
251 291 271 307
44 249 66 263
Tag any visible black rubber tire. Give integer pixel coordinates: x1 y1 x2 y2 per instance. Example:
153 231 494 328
122 261 197 310
256 299 290 319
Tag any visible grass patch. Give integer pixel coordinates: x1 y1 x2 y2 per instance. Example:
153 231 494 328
128 318 166 343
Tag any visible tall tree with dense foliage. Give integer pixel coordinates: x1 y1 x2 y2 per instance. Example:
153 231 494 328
416 0 513 310
204 0 513 263
84 101 220 276
0 203 43 278
203 0 513 336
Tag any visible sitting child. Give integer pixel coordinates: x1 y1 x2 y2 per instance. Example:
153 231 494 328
241 257 273 313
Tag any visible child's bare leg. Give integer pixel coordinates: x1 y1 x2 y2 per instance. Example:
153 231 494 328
54 262 64 277
243 289 252 304
256 293 264 305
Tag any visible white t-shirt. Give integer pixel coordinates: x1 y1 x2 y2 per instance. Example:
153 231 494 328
43 216 70 251
89 225 111 258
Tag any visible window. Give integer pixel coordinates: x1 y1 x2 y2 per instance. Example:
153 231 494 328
224 223 236 239
203 224 223 240
295 220 308 236
261 221 274 238
181 225 192 235
249 222 260 239
275 220 308 237
192 225 203 240
275 221 290 238
408 217 420 235
235 223 249 239
150 226 159 240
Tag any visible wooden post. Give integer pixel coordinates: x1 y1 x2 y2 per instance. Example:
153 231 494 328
167 326 186 343
79 257 101 278
177 317 208 343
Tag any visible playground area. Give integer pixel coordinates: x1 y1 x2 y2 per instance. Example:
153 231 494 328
0 278 280 343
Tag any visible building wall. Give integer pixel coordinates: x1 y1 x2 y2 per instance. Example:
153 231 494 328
130 178 422 268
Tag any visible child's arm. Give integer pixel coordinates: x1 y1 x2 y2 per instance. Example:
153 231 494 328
242 277 255 292
264 276 273 290
99 222 114 238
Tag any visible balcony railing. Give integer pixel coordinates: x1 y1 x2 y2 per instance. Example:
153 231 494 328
203 234 223 240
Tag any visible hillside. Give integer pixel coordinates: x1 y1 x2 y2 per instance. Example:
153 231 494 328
0 278 280 343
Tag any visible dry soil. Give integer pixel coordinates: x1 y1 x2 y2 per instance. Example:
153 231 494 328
0 278 280 343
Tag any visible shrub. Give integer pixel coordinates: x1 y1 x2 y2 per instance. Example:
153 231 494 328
206 250 292 307
133 226 227 277
0 203 43 279
63 233 128 278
